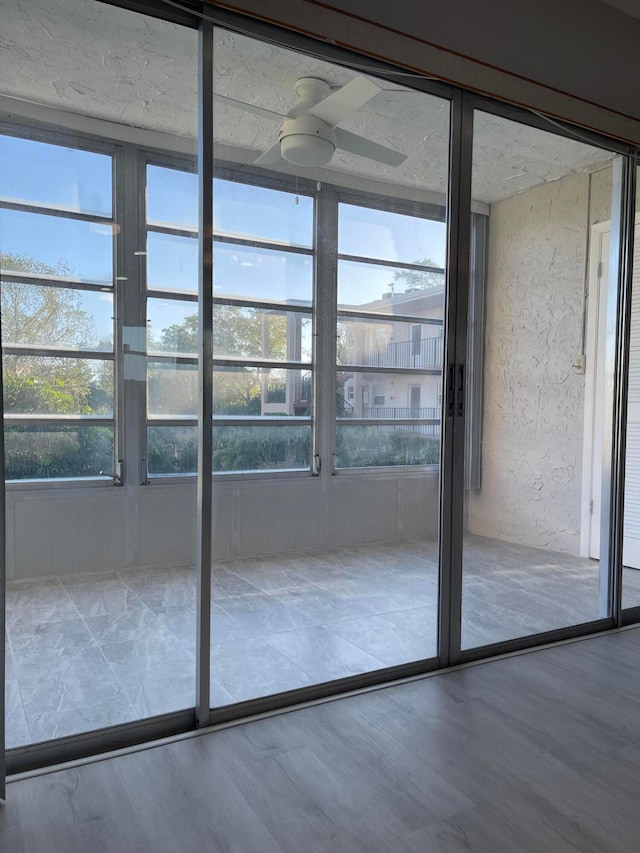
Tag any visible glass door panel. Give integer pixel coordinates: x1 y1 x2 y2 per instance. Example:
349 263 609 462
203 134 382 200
2 0 198 747
461 109 616 649
209 27 450 705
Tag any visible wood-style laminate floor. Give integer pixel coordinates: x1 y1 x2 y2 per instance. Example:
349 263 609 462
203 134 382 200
5 625 640 852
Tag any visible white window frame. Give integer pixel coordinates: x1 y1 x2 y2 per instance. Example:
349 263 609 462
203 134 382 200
0 122 120 488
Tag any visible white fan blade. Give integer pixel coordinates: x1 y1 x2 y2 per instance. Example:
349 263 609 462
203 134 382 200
335 128 406 167
213 93 286 123
309 77 381 127
254 142 283 167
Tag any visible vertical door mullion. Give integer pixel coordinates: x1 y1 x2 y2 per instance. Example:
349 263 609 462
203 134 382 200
118 142 148 484
0 302 5 799
439 90 474 667
315 187 338 477
195 18 214 727
114 143 146 578
600 156 637 624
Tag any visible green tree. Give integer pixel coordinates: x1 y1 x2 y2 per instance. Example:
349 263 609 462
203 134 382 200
392 257 444 293
155 312 197 353
150 306 291 415
1 252 105 415
1 253 95 355
1 252 113 479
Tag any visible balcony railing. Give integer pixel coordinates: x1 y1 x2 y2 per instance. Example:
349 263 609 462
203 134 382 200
362 406 440 420
359 406 441 437
346 336 443 369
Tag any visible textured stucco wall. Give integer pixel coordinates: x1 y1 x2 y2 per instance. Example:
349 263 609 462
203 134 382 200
467 170 609 554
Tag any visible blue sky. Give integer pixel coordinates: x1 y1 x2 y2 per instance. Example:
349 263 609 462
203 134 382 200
0 134 112 217
1 136 447 342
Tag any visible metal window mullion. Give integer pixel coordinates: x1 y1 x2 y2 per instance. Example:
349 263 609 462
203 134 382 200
214 159 317 195
439 91 474 667
147 288 198 303
600 156 637 623
214 234 313 255
213 358 311 371
4 416 113 426
147 356 312 370
148 289 313 314
196 19 214 727
0 120 119 156
148 417 312 427
0 271 114 292
337 253 445 275
0 198 113 225
212 297 312 314
2 346 115 360
335 187 447 222
316 186 338 476
337 309 443 326
147 354 197 366
339 364 439 376
147 222 315 258
214 417 312 427
147 417 197 427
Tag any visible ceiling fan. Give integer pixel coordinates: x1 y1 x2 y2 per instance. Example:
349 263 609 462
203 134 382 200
214 76 407 169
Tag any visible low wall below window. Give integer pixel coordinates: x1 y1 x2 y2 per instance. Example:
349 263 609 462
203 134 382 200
5 471 440 581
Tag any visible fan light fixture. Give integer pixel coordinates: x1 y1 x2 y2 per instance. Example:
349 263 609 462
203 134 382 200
214 76 406 170
280 116 337 166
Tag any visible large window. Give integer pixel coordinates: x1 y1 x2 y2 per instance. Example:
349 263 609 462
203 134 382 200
0 134 450 481
335 201 446 468
0 131 115 480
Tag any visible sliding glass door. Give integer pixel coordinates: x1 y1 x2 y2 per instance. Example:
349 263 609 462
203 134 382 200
1 0 199 752
460 107 620 650
1 0 637 780
208 27 452 707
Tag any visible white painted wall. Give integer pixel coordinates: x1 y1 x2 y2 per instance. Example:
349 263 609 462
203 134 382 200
5 472 440 580
467 168 613 554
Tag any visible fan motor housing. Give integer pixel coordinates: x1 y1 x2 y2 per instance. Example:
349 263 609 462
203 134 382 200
279 116 336 166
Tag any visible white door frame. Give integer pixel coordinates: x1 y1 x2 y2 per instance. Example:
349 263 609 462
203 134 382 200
583 217 640 563
581 221 610 559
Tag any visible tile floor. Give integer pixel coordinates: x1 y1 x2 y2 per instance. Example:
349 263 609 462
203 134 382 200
6 535 640 747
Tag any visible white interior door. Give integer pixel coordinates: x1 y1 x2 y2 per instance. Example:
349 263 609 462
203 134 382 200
590 225 640 568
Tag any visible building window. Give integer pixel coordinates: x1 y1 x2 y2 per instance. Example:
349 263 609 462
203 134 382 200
411 324 422 357
0 131 116 481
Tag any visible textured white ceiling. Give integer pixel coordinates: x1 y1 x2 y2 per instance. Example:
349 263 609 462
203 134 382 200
0 0 614 204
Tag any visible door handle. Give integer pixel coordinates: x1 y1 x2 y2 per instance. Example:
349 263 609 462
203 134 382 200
457 363 465 418
446 364 455 418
